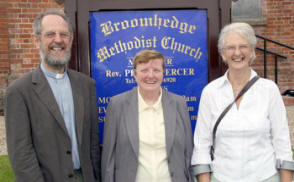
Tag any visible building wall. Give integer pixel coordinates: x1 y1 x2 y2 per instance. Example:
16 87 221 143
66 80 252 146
252 0 294 92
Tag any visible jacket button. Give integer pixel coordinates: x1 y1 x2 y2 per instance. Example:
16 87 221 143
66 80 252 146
68 174 74 178
170 172 174 177
66 150 71 155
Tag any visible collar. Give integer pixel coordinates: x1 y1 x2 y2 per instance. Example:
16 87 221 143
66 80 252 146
138 87 162 112
217 68 258 88
40 63 67 79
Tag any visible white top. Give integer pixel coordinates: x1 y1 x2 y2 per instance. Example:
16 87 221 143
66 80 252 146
135 89 172 182
191 69 293 182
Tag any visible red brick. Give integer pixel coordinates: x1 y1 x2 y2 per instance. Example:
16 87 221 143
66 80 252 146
22 64 34 68
283 97 294 106
19 24 32 28
0 62 9 68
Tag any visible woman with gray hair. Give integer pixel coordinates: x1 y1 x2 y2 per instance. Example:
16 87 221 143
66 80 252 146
191 22 293 182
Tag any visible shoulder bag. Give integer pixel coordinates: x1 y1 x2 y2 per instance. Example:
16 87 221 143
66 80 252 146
210 75 259 160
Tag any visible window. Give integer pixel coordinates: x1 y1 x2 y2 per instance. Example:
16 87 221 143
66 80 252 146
232 0 266 25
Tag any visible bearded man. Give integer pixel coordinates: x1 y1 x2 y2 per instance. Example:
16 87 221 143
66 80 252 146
4 9 100 182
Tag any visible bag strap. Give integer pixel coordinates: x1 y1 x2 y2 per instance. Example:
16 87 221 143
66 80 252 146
211 75 259 159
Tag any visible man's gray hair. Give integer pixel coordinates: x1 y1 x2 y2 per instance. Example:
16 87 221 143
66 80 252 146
33 8 73 38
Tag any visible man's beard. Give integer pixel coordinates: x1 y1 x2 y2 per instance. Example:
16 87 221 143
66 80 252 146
40 45 71 70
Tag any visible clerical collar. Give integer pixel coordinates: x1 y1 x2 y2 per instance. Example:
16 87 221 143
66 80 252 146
40 63 67 79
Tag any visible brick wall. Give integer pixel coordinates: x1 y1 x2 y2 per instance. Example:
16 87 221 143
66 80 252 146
0 0 9 90
252 0 294 93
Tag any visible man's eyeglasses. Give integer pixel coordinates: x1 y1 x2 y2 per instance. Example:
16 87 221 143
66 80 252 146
43 31 71 39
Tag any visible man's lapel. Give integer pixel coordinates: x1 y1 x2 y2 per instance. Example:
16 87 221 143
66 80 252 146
68 69 84 147
31 67 68 134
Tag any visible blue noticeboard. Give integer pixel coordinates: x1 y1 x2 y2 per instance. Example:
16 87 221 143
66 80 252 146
89 9 208 143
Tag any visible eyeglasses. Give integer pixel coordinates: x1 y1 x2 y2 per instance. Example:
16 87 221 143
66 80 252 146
42 31 71 39
223 44 250 53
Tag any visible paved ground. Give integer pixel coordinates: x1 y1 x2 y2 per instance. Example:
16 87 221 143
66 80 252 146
1 106 294 156
0 116 7 155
